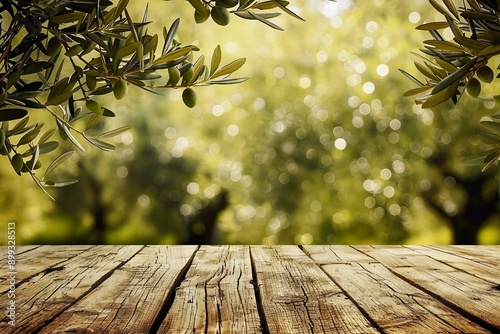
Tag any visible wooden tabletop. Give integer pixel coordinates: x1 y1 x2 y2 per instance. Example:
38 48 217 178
1 245 499 333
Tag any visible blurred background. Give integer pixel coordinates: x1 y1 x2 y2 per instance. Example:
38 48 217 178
1 0 499 245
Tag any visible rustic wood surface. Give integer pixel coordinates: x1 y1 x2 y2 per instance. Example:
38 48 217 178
1 245 499 333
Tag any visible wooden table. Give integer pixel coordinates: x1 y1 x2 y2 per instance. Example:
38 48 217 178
1 245 499 333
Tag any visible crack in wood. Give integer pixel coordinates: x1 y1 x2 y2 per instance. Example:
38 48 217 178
249 247 270 334
27 246 145 334
299 285 316 333
147 245 200 334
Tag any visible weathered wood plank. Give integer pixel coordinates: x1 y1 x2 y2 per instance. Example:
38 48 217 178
355 245 500 332
304 246 490 334
300 245 376 265
37 245 197 334
0 245 92 292
251 246 378 334
158 246 261 334
0 246 142 334
430 245 500 268
402 245 500 284
0 245 40 262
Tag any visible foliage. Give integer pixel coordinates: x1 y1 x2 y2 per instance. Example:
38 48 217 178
401 0 500 190
1 0 498 246
0 0 302 199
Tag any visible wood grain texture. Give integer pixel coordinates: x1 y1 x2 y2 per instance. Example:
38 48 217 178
430 245 500 269
158 245 261 334
355 245 500 331
1 245 498 333
304 246 489 334
0 245 142 334
0 245 92 293
38 246 197 334
251 246 378 334
402 245 500 283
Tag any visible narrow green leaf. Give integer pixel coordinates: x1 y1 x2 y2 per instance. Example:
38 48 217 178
234 10 281 20
461 10 498 20
113 0 130 22
187 0 208 16
244 10 284 30
429 0 452 17
424 40 465 53
149 33 158 62
270 0 304 21
115 41 142 59
212 58 246 79
6 71 23 90
47 77 69 101
31 174 55 201
17 127 41 146
442 0 459 19
31 145 40 170
431 58 477 95
0 109 28 122
415 61 439 80
83 134 115 151
125 72 162 80
403 86 433 97
211 45 222 76
43 150 76 179
461 149 498 166
97 125 132 138
9 90 44 100
8 116 30 136
125 9 140 42
65 45 83 57
416 22 449 30
422 86 448 108
154 46 192 64
477 44 500 57
398 69 424 86
480 121 500 132
50 12 86 24
85 113 102 131
435 58 457 73
57 120 85 152
479 132 500 145
43 179 79 187
46 91 73 106
38 141 59 154
189 55 205 85
252 0 289 10
207 77 249 85
482 151 500 172
162 18 180 55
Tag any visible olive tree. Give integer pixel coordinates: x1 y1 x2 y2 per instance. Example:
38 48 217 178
0 0 303 199
402 0 500 191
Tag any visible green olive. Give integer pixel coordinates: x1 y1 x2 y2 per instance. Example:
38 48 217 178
113 80 128 100
11 154 24 173
86 99 102 114
466 77 481 98
168 67 181 86
477 66 494 83
182 88 197 108
211 6 230 26
47 36 62 56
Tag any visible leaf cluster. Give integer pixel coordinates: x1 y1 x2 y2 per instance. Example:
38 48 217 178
0 0 257 197
401 0 500 191
183 0 305 30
